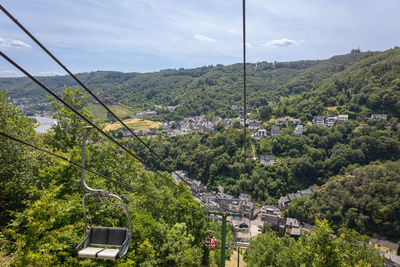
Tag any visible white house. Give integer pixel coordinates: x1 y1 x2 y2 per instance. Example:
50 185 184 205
294 124 303 135
337 114 349 123
312 116 325 126
258 128 267 137
371 114 387 121
326 116 337 127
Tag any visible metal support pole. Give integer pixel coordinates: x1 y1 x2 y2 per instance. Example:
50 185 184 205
220 213 227 267
237 246 240 267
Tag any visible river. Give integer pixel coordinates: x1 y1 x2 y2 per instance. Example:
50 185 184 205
30 116 58 133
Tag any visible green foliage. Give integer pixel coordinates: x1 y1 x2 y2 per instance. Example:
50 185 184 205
286 160 400 240
259 106 272 121
45 86 102 152
0 88 207 266
244 219 384 267
0 92 37 226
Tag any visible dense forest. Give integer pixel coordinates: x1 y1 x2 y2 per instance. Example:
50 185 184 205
284 160 400 241
244 219 384 266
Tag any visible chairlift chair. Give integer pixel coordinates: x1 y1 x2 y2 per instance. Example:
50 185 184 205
76 127 133 260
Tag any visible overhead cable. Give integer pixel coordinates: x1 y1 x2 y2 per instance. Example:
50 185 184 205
0 4 196 192
242 0 248 157
0 51 190 197
0 131 200 212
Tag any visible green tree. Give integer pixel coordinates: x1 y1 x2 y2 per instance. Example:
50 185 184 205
0 92 37 226
45 86 97 151
259 106 272 121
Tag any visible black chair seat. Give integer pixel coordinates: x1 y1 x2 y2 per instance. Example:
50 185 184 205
89 226 128 246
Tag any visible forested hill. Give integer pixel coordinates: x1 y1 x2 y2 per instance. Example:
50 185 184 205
0 48 381 119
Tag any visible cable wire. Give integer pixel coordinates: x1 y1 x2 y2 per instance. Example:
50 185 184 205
0 130 201 212
242 0 248 157
0 5 237 215
0 4 196 192
0 51 191 197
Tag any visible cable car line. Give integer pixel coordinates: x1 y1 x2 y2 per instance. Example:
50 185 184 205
242 0 248 158
0 130 200 212
0 5 238 216
0 4 195 193
0 51 196 199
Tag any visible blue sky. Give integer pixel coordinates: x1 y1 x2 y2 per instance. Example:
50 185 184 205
0 0 399 77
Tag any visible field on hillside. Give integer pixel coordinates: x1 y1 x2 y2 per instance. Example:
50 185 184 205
87 103 139 121
104 118 162 131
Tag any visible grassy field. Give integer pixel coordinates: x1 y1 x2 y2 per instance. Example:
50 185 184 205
87 103 139 121
104 118 162 131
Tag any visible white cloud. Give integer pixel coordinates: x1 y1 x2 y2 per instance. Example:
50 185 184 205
0 70 18 74
229 30 240 36
0 69 22 77
38 71 63 76
0 37 32 50
194 34 216 43
264 38 303 48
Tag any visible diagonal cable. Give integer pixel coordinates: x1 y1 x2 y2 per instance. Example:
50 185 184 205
0 50 191 197
0 4 196 191
0 130 201 211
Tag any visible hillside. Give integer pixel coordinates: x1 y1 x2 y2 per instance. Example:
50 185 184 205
285 160 400 241
0 49 384 121
275 48 400 121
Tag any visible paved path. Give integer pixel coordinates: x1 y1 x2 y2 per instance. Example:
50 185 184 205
226 249 247 267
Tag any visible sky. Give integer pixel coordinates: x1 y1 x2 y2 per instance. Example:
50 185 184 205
0 0 399 77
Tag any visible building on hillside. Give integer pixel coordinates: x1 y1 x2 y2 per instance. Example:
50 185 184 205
312 116 325 126
278 185 318 210
369 237 398 255
261 205 280 219
260 154 275 165
239 193 251 201
252 128 267 140
248 120 261 130
278 218 286 237
231 105 238 110
289 118 301 125
326 116 337 127
277 118 287 126
278 196 290 210
187 179 205 193
132 110 157 118
285 218 300 232
171 170 188 184
371 114 387 121
270 126 281 137
384 251 400 267
337 114 349 123
244 201 257 219
294 124 303 135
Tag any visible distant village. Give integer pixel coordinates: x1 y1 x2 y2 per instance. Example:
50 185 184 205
122 103 388 145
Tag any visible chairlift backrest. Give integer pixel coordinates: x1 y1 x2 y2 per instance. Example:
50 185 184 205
89 226 128 246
